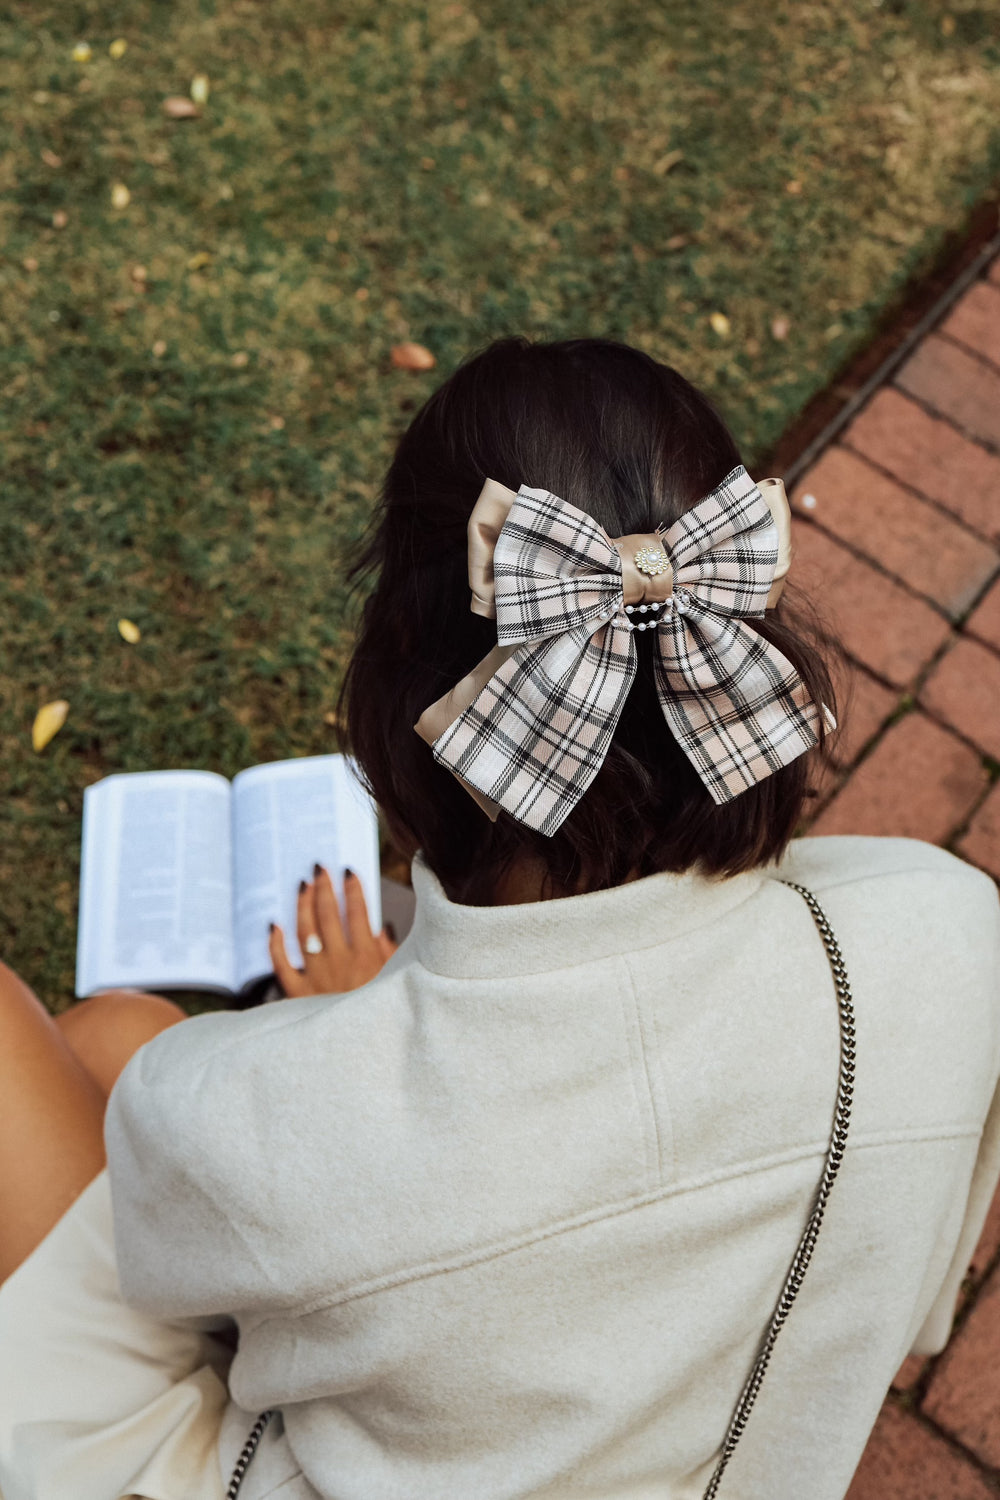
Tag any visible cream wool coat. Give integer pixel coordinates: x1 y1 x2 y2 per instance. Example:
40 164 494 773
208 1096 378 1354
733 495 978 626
103 834 1000 1500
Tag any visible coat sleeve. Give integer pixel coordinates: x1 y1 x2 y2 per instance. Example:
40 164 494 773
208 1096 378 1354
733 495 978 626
908 1069 1000 1355
908 877 1000 1357
102 1004 301 1329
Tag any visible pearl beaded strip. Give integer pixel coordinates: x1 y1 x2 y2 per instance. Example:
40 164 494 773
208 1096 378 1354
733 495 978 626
619 592 690 630
598 591 691 630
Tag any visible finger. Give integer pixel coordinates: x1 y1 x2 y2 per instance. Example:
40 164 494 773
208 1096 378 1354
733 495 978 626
375 929 398 963
269 924 308 998
342 869 379 956
312 863 347 956
296 878 320 962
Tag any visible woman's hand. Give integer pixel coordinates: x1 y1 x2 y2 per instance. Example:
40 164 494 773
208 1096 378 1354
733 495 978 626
268 865 398 998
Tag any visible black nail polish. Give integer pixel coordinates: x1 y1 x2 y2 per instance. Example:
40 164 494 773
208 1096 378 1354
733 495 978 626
385 921 397 942
313 861 323 878
299 878 307 894
269 922 276 934
345 867 355 880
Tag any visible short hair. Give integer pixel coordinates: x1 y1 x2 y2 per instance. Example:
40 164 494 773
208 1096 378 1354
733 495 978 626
340 336 838 903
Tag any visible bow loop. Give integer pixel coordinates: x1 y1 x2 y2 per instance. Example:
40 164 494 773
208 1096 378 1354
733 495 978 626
493 488 623 645
663 466 780 617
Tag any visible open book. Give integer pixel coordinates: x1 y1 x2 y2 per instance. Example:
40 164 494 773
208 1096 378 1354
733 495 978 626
76 754 381 1001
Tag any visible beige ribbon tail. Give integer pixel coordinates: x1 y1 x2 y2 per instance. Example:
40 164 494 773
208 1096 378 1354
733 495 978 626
757 477 792 609
414 642 519 822
468 478 520 618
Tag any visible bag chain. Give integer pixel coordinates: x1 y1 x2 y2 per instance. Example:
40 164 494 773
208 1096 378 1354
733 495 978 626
227 880 855 1500
226 1407 275 1499
701 879 857 1498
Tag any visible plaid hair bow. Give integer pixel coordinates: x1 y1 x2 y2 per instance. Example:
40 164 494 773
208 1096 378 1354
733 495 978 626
415 464 829 836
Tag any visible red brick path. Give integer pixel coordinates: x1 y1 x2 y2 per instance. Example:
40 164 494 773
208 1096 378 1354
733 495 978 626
790 253 1000 1495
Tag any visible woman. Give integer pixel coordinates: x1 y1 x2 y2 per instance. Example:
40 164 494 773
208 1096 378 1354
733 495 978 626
2 337 999 1500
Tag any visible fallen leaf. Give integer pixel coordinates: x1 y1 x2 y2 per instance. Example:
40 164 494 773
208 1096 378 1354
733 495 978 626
391 341 436 371
785 179 803 195
325 227 340 243
152 339 168 357
22 256 39 273
111 182 131 209
186 250 211 270
665 233 688 250
269 415 286 430
72 41 92 62
652 149 684 176
41 149 62 168
190 74 210 105
52 209 68 228
709 311 731 337
941 13 956 33
109 37 128 59
33 90 49 104
117 618 141 643
771 315 791 340
420 156 436 170
162 96 200 120
130 264 148 283
32 700 69 752
231 350 249 367
322 711 340 728
355 286 370 301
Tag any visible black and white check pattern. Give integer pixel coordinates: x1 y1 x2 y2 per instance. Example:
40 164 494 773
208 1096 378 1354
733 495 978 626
430 466 823 834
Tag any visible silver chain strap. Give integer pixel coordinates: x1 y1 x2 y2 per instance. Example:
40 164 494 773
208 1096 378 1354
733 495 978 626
701 879 857 1498
226 1408 275 1499
226 880 855 1500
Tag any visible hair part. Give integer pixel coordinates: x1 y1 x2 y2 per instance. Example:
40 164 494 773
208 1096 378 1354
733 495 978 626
339 336 839 904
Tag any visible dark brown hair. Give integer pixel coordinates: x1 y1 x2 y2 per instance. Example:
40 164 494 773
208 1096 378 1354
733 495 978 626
340 336 837 904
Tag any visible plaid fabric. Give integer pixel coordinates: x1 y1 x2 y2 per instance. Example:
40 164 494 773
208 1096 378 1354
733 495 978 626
430 466 823 834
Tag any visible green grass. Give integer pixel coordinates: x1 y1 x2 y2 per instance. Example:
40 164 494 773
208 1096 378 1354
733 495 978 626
2 0 1000 1013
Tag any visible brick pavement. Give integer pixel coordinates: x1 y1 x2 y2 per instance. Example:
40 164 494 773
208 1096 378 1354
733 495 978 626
788 252 1000 1496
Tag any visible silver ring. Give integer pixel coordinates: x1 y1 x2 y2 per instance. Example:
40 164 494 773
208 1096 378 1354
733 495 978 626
304 934 323 955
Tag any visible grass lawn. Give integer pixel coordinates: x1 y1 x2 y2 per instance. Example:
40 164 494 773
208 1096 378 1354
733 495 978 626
3 0 1000 1013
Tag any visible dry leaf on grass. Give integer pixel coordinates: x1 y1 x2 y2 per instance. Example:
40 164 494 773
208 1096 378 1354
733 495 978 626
52 210 68 228
652 149 684 175
186 251 211 270
163 96 200 120
117 618 141 643
709 311 731 337
40 149 62 168
391 342 436 371
771 316 791 340
190 74 210 105
109 38 127 59
111 182 131 209
32 700 69 751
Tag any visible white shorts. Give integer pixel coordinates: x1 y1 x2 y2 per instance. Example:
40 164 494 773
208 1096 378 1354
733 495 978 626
0 1168 239 1500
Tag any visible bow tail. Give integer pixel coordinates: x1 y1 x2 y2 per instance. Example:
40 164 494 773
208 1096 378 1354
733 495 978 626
425 618 636 836
654 606 823 804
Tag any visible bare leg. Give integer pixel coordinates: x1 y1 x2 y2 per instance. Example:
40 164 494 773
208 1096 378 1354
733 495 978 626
54 988 187 1099
0 969 186 1283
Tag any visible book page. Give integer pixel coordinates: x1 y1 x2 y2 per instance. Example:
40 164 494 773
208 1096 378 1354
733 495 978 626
76 771 236 997
231 754 381 991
